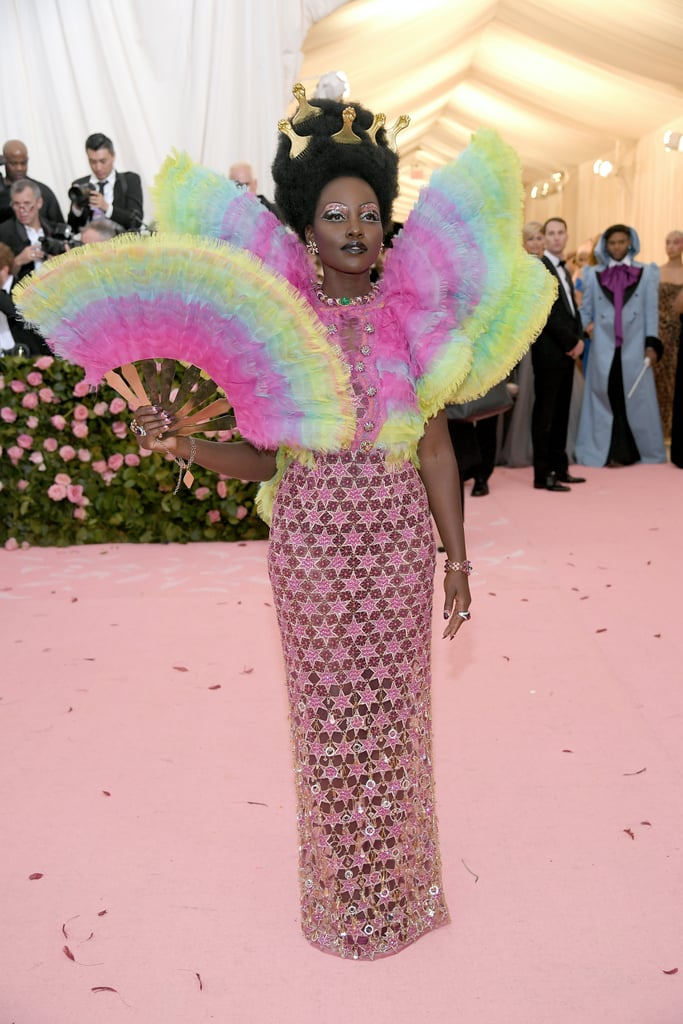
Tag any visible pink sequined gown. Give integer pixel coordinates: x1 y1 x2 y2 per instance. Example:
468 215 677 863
267 292 449 959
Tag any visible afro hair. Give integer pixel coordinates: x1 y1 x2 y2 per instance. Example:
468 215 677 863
271 98 400 241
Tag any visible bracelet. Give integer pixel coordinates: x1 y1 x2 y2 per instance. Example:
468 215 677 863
172 436 197 495
444 558 473 576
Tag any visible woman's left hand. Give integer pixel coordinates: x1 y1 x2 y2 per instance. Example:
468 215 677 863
442 570 472 640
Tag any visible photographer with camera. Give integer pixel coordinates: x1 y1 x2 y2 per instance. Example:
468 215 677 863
67 133 143 235
0 179 63 354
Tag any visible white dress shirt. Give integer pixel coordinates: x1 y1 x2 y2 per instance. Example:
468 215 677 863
544 250 575 313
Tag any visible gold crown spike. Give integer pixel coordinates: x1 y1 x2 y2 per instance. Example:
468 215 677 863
331 106 362 145
386 114 411 153
278 119 312 159
291 82 323 125
367 113 386 144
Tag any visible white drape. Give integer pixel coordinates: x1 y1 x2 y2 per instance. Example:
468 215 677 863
2 0 347 222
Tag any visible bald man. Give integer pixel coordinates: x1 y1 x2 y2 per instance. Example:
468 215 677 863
228 161 258 193
1 139 64 225
228 161 275 212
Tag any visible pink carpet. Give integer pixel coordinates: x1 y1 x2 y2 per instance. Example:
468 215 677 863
2 463 683 1024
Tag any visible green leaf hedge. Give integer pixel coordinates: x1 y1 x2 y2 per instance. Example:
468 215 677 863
0 355 269 548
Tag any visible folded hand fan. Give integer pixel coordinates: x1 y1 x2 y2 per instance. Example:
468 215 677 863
14 233 355 453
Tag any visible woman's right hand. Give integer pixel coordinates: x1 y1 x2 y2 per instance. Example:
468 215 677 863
129 405 179 454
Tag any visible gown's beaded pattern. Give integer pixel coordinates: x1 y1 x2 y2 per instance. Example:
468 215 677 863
267 295 449 959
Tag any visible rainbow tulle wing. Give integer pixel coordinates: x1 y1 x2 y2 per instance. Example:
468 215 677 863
14 233 354 452
383 128 557 419
153 151 310 291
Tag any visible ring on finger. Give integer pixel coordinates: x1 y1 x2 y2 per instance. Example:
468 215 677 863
457 610 471 621
130 419 147 437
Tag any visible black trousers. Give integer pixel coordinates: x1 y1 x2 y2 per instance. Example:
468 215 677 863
531 359 574 483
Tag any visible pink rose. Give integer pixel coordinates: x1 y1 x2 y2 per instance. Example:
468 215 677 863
43 437 58 452
109 397 127 415
93 401 108 416
10 380 26 393
124 452 140 467
236 505 248 520
72 421 88 439
26 371 43 386
111 421 128 438
218 429 234 441
55 473 71 485
216 480 228 499
73 403 89 421
101 470 115 485
67 484 85 504
48 483 67 501
91 460 108 474
17 434 33 449
72 380 90 397
4 537 19 551
51 415 67 430
1 407 17 423
34 355 54 370
73 507 86 520
21 392 39 410
195 486 210 501
78 448 91 462
29 451 44 464
38 387 55 403
26 415 38 429
17 479 29 492
108 453 124 471
59 445 76 461
139 446 153 457
208 509 221 524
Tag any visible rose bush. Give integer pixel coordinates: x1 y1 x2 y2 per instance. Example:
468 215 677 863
0 355 269 548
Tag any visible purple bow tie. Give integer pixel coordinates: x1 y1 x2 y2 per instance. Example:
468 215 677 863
599 263 641 347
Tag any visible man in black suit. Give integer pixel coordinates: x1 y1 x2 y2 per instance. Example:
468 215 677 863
531 217 586 491
67 132 143 234
0 139 65 225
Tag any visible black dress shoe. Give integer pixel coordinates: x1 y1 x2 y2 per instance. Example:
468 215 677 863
555 472 586 484
471 479 489 497
533 472 571 492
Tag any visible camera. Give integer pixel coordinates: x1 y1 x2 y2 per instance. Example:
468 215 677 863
68 183 97 206
39 223 75 257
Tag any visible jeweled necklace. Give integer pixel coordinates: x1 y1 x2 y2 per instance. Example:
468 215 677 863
315 281 380 307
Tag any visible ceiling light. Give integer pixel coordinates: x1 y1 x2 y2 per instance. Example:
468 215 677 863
528 171 567 200
593 159 614 177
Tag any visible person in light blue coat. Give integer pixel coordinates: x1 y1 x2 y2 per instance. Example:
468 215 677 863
576 224 665 466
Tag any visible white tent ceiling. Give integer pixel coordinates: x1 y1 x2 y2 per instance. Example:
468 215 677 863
298 0 683 222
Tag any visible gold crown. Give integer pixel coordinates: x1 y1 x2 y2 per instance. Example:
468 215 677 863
279 83 409 159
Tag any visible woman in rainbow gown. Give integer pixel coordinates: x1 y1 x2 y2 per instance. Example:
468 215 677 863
16 88 554 959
